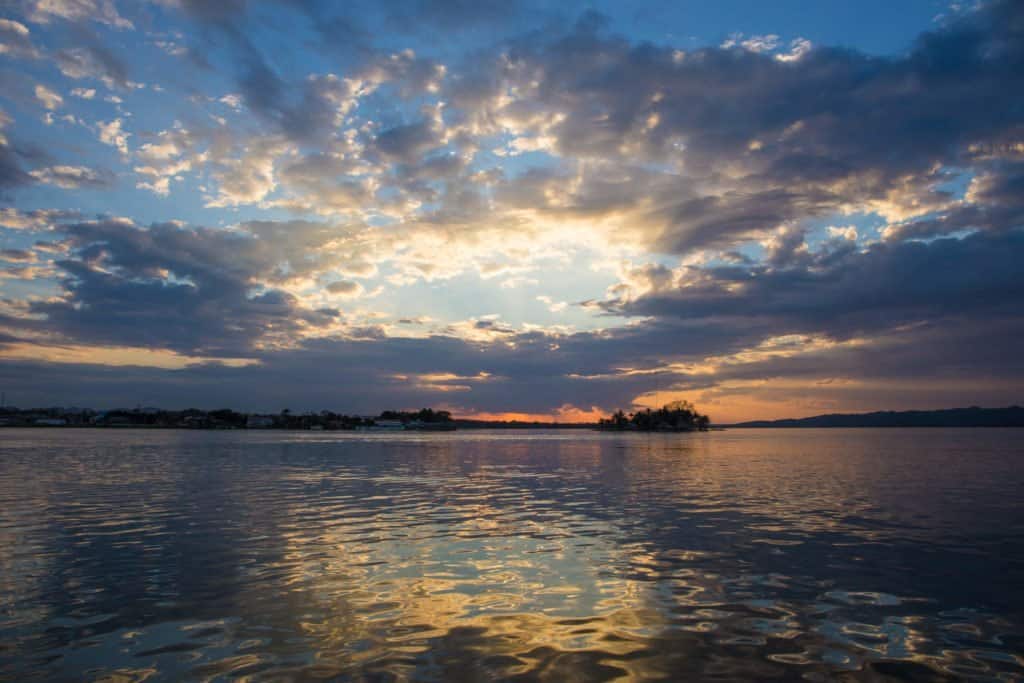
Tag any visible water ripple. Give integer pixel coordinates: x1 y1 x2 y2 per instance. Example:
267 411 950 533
1 427 1023 681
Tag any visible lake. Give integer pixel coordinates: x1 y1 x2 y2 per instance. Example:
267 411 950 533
1 428 1023 681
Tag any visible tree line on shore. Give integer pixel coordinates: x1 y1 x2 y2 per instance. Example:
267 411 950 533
1 401 713 431
0 406 454 430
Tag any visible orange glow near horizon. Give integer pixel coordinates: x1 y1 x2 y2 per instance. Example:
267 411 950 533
458 404 609 423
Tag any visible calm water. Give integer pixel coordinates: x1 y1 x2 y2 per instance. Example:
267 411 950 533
1 429 1023 682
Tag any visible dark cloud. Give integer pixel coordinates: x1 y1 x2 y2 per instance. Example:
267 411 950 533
0 327 670 413
0 144 34 191
372 118 443 163
468 0 1024 251
12 218 357 356
555 3 1019 173
0 106 38 192
1 226 1022 415
885 161 1024 240
168 0 444 143
655 189 835 254
1 248 35 262
605 229 1024 342
243 53 444 142
2 300 1021 416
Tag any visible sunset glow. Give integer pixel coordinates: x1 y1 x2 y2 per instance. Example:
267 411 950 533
0 0 1022 421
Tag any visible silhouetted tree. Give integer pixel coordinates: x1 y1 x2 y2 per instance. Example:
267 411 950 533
599 401 710 431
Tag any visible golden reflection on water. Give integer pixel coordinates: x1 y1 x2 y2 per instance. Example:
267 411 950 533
1 428 1023 681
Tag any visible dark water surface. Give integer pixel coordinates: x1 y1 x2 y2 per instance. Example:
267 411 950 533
1 428 1023 681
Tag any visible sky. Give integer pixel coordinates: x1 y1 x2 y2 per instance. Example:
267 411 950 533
0 0 1022 423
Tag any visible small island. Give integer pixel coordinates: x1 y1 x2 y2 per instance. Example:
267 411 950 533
599 400 711 432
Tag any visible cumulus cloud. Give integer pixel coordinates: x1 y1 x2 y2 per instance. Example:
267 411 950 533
117 0 1024 257
96 118 129 155
133 125 205 196
33 83 63 110
204 136 291 207
272 151 376 215
425 0 1024 254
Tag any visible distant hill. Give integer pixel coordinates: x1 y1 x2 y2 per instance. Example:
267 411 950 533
729 406 1024 428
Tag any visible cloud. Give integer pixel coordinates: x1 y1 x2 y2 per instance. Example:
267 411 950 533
0 18 40 59
883 162 1024 240
602 229 1024 343
96 118 129 155
106 0 1024 259
4 298 1019 419
204 136 291 206
165 0 446 143
271 151 376 215
437 0 1024 253
0 217 379 355
0 109 35 190
325 279 364 297
233 51 445 144
0 207 79 230
55 39 129 89
24 0 133 29
29 164 111 188
34 83 63 110
776 38 813 62
133 125 205 196
536 294 567 312
0 248 37 262
721 33 780 53
372 114 445 163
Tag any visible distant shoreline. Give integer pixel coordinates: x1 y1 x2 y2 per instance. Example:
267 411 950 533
0 422 598 431
5 423 1024 432
725 406 1024 428
3 405 1021 430
0 423 597 430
